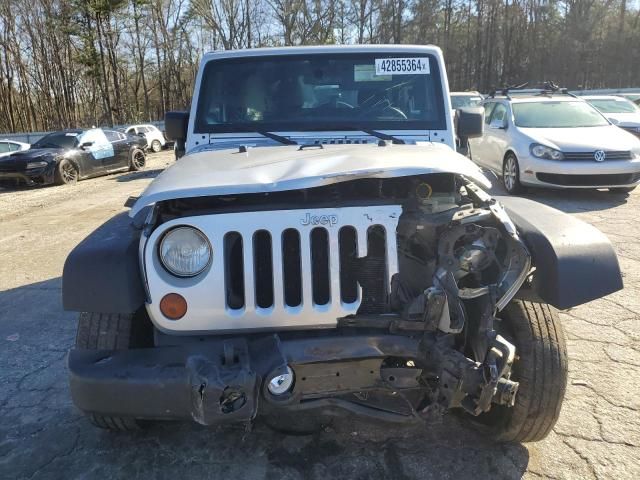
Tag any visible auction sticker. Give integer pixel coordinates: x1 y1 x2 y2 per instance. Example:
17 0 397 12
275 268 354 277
375 58 430 75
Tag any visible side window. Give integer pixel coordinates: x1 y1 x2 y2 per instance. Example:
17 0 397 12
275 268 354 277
0 141 10 153
138 126 149 133
483 102 496 124
118 132 127 141
8 142 22 151
125 128 134 134
104 130 121 142
490 103 508 124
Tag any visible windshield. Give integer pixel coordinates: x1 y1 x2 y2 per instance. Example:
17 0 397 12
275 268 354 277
33 132 79 149
195 53 446 133
451 95 482 109
512 101 609 128
588 98 640 114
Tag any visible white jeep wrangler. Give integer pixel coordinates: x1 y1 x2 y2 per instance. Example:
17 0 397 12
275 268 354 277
64 45 623 442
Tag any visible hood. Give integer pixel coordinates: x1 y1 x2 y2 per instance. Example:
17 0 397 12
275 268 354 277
520 125 640 151
604 112 640 127
130 143 491 217
0 148 58 167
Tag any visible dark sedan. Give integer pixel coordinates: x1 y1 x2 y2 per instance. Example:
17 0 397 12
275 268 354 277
0 128 146 186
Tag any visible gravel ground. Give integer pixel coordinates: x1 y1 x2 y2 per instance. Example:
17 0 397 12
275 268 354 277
1 150 639 479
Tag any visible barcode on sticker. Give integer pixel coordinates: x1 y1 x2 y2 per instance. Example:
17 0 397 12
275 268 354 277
375 58 430 75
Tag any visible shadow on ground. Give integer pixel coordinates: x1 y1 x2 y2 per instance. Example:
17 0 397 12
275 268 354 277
113 168 164 183
0 278 530 479
485 169 631 213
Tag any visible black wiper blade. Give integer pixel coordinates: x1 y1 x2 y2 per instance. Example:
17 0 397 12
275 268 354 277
256 131 297 145
360 129 405 145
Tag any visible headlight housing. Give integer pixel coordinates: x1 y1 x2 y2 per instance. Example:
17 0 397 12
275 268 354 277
25 161 48 169
530 143 564 160
159 226 212 277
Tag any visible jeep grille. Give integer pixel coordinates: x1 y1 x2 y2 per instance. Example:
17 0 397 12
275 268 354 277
144 205 402 332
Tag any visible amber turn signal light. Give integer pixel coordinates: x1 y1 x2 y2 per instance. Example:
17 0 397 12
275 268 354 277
160 293 187 320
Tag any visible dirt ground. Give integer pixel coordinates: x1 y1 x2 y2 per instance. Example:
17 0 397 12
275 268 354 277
1 149 639 479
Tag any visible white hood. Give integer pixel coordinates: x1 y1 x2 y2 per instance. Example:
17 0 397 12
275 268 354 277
130 143 490 217
520 125 640 151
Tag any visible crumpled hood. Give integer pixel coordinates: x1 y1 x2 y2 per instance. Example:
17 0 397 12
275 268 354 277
130 143 491 217
520 125 640 151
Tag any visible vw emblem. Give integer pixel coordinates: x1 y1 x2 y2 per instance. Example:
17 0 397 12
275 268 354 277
594 150 606 162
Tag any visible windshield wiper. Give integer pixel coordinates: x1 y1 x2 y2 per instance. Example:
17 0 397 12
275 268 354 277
256 131 297 145
361 129 406 145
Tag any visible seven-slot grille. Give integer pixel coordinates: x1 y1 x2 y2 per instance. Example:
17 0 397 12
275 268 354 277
563 150 633 161
145 205 402 332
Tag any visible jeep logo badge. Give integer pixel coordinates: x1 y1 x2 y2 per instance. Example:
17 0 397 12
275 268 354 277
301 213 338 226
594 150 606 162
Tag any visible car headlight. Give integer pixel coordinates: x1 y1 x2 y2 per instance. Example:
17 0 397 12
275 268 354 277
159 226 212 277
530 143 564 160
632 148 640 159
25 161 48 169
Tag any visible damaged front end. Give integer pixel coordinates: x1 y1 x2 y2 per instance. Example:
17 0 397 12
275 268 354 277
69 171 532 427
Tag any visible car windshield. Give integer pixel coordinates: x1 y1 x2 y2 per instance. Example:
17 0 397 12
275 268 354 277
451 95 482 109
512 101 609 128
588 98 640 114
195 53 446 133
32 132 79 149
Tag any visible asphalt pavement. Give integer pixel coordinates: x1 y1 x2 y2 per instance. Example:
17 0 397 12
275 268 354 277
1 150 639 479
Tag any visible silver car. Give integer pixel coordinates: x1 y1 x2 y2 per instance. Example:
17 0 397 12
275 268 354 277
469 92 640 194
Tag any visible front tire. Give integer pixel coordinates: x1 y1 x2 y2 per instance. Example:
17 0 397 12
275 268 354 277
54 159 78 185
502 154 523 195
466 301 568 443
129 148 146 171
75 312 146 431
150 139 162 153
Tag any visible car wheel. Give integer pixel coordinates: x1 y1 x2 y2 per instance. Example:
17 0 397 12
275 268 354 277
129 148 146 171
464 300 568 443
54 159 78 185
151 139 162 153
502 154 523 194
608 186 636 194
75 312 152 431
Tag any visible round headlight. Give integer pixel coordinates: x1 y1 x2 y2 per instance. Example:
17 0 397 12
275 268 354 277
159 227 211 277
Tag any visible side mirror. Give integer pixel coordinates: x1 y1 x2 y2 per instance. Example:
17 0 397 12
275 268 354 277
80 141 94 149
165 111 189 159
456 107 484 139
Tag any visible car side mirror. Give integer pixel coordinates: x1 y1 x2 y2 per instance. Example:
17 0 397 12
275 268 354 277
456 107 484 139
80 141 94 149
165 111 189 159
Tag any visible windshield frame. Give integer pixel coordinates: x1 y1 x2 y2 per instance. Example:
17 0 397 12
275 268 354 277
512 100 610 128
194 53 447 134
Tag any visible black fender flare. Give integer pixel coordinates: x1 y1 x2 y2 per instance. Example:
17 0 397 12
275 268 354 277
497 196 623 309
63 211 147 314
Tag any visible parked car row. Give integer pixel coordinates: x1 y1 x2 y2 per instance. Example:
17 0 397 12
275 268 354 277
0 122 173 187
0 128 146 187
452 87 640 194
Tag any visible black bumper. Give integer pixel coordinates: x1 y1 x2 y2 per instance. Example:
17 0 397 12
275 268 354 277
0 165 55 185
68 334 423 425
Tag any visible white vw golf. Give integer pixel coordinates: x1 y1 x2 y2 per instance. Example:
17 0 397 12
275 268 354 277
469 89 640 194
